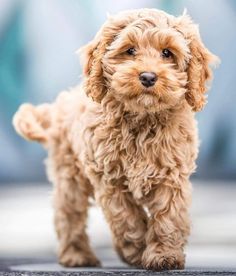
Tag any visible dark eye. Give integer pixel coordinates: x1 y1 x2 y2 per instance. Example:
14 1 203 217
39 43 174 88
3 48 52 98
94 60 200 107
126 48 136 55
162 48 173 58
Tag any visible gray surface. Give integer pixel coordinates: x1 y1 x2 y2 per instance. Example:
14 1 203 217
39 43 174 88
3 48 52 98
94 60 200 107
0 181 236 275
0 257 236 275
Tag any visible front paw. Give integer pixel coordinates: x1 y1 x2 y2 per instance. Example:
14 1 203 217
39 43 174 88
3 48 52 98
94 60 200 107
59 245 101 267
142 248 185 271
115 241 144 267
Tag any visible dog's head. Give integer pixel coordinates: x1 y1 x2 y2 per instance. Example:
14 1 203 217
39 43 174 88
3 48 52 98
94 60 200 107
80 9 219 113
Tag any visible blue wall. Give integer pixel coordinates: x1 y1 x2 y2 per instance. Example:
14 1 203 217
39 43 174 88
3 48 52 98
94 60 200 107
0 0 235 183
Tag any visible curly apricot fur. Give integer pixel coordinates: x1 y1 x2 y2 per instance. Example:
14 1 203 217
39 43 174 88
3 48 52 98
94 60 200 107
13 9 218 271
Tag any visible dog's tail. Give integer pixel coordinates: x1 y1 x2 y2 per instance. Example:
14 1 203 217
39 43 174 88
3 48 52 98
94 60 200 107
13 103 53 145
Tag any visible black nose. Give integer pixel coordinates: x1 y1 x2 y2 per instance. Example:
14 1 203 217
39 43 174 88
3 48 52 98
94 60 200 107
139 72 157 88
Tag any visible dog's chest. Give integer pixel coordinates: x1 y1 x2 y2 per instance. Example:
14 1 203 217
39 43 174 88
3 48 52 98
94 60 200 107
119 124 171 200
83 110 196 201
104 119 195 200
98 121 176 198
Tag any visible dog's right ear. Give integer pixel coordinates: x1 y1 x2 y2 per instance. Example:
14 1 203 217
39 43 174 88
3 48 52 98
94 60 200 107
78 14 134 103
79 31 106 103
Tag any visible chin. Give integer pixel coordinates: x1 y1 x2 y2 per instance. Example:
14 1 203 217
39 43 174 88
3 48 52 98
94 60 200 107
113 88 185 114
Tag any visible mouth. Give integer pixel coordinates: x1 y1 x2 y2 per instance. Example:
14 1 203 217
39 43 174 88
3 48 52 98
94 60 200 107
139 89 166 105
142 88 155 95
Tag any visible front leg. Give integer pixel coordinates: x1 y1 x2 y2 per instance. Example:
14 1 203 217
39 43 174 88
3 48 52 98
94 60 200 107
142 180 191 271
96 185 147 267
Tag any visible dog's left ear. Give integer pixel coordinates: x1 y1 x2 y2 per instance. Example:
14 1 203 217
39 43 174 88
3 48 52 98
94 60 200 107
174 14 220 111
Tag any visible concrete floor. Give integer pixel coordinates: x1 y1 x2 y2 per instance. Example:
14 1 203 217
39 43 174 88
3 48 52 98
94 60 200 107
0 181 236 275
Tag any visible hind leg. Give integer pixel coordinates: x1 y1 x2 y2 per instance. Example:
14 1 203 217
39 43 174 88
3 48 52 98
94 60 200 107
48 149 100 267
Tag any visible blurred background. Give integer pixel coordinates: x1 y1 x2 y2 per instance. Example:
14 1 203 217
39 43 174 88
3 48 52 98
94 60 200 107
0 0 235 270
1 0 236 183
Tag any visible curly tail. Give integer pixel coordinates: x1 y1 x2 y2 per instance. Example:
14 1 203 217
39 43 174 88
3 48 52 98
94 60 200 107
13 103 52 144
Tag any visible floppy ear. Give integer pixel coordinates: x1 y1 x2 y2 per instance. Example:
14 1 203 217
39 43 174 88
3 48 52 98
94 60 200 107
79 32 107 103
174 15 220 111
186 36 219 111
79 15 132 103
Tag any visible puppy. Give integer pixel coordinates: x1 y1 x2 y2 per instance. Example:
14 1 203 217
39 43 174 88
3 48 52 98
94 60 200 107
13 9 218 271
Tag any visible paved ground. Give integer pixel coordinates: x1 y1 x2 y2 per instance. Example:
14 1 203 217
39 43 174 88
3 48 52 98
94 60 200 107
0 181 236 275
0 257 236 275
